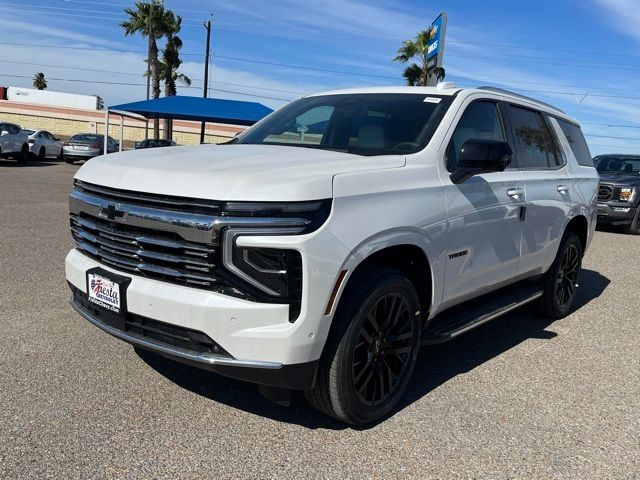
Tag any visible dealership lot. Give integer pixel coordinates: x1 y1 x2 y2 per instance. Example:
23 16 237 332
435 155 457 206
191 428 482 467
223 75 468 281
0 159 638 479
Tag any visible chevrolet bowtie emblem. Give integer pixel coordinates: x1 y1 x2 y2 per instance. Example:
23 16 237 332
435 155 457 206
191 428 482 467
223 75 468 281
101 204 126 221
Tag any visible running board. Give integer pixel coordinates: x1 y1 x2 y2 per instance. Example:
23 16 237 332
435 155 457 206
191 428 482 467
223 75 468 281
421 283 543 345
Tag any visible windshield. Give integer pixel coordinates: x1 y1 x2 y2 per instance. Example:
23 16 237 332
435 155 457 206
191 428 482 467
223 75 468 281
595 156 640 176
233 93 452 156
70 134 103 143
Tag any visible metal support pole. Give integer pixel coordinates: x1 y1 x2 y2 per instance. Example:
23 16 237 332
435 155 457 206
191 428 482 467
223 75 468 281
103 109 109 153
145 3 152 140
200 18 211 144
119 115 124 151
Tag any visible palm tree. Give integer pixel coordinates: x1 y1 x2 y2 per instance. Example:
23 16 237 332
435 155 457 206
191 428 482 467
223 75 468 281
393 28 435 86
121 1 168 139
33 72 47 90
402 64 423 86
159 11 191 140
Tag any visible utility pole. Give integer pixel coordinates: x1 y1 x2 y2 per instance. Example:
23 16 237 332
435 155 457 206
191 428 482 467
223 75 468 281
200 17 212 144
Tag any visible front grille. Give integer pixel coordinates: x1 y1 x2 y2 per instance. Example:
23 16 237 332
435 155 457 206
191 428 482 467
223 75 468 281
72 287 231 357
70 213 218 287
598 184 614 201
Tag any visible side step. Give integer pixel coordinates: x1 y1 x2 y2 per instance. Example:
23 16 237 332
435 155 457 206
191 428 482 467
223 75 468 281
421 282 543 345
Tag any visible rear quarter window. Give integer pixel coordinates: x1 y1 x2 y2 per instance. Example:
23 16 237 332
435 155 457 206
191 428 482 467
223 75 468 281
558 120 593 167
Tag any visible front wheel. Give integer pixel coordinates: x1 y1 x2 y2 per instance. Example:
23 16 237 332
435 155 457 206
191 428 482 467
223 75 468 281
305 266 421 425
623 209 640 235
17 144 29 163
540 232 583 319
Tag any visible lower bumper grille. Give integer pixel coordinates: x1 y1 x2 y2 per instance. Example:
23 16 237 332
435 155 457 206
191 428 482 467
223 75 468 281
72 286 231 357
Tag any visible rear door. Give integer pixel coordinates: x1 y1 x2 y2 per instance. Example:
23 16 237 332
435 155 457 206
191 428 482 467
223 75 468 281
506 104 572 275
440 97 525 306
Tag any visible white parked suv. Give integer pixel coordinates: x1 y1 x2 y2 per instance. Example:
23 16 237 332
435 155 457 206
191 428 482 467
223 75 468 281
65 85 598 424
0 121 29 162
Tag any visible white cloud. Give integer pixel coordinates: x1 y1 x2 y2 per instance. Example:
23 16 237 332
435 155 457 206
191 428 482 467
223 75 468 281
590 0 640 42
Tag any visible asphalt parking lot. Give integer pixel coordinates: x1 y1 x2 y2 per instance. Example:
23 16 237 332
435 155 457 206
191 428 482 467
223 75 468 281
1 158 639 479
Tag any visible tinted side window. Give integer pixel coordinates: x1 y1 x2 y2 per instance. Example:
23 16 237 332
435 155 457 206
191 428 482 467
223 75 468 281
509 105 560 169
447 101 505 171
7 124 20 134
558 120 593 167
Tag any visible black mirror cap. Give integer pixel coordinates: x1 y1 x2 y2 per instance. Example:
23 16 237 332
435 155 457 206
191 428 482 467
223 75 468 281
451 139 513 184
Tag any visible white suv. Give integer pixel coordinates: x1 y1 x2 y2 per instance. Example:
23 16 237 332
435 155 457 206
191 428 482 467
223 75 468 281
65 85 598 424
0 121 29 162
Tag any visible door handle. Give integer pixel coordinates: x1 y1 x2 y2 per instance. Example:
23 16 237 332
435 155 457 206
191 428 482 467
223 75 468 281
557 185 570 193
507 187 524 198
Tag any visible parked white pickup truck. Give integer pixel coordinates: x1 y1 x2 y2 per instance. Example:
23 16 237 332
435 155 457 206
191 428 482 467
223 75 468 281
66 85 598 424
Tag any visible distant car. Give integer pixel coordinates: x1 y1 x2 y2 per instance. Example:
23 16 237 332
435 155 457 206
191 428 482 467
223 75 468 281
23 129 63 160
135 139 177 149
595 154 640 234
0 121 29 162
63 134 118 164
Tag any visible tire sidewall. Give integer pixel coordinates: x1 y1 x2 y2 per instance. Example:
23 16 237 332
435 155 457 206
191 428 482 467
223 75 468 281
544 232 583 318
331 271 421 424
624 209 640 235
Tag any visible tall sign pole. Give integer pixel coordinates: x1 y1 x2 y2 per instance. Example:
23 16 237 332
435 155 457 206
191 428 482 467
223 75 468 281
426 12 447 86
200 18 212 144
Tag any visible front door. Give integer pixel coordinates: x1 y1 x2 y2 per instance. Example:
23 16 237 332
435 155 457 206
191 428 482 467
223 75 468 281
440 98 524 307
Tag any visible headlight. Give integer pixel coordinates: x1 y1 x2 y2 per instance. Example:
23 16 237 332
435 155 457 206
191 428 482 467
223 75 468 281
619 187 636 202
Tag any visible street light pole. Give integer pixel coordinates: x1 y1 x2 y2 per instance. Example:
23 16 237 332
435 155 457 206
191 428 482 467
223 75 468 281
200 17 212 144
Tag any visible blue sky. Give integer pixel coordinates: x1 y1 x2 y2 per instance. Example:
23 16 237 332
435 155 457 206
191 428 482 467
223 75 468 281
1 0 639 154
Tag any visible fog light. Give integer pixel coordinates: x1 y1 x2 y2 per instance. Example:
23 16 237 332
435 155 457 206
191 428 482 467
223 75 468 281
613 207 631 212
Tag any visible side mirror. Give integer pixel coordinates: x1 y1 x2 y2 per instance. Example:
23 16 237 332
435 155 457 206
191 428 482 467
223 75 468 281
450 139 513 184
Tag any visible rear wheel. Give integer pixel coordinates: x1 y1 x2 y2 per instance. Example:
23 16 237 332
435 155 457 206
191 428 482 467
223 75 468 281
623 209 640 235
305 266 421 425
540 232 583 319
64 157 74 164
38 147 46 160
17 144 29 163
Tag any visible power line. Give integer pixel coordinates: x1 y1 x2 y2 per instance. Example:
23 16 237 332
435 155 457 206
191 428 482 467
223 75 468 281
589 144 640 151
582 122 640 129
585 134 640 142
0 74 293 101
0 58 307 94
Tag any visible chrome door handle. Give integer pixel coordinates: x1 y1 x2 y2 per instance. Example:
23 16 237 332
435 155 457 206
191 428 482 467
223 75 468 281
507 188 524 197
557 185 570 193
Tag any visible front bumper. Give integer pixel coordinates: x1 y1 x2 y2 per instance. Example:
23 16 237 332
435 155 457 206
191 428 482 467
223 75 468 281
596 203 637 225
69 287 317 389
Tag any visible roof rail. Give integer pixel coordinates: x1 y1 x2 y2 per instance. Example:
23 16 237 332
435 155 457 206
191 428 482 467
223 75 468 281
477 86 565 114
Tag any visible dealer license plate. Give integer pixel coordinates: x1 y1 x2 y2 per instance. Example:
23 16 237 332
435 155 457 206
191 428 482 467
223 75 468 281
87 270 125 314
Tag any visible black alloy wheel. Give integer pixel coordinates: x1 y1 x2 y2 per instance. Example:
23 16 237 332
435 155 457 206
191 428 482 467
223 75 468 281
541 231 583 319
352 293 414 406
555 242 580 310
305 266 421 425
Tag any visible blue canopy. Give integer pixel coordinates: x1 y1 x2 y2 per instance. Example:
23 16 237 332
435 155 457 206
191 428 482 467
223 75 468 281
108 96 273 126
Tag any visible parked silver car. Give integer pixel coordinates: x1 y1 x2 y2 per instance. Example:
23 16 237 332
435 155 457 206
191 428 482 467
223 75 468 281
0 121 29 162
23 129 64 160
63 134 118 164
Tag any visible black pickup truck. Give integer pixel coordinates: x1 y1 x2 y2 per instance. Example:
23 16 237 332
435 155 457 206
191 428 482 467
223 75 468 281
595 154 640 234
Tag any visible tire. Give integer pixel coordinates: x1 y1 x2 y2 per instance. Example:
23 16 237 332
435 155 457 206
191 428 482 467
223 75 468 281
57 148 64 161
17 144 28 163
64 157 74 164
305 266 422 425
540 231 583 319
623 209 640 235
38 147 46 160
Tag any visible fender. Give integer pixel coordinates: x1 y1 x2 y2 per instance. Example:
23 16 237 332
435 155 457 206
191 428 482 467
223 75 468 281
327 226 446 322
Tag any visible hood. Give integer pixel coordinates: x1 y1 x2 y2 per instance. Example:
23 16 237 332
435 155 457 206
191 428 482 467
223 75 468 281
74 144 405 201
598 173 640 187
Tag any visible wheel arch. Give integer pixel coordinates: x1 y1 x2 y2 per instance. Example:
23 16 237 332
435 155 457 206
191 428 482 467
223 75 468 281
328 229 438 332
564 213 589 252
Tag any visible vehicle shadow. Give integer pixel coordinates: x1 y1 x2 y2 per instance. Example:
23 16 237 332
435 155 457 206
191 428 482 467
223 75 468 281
0 159 59 167
136 269 609 430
